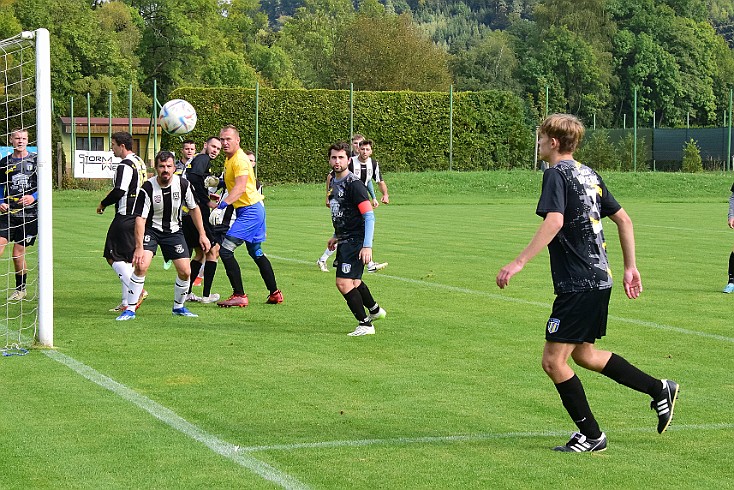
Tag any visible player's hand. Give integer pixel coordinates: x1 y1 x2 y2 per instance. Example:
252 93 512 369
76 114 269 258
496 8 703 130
325 198 330 208
729 217 734 229
359 247 372 265
0 203 9 213
132 247 145 267
381 195 390 204
496 261 524 289
623 267 643 299
371 198 379 208
327 237 338 251
199 236 211 254
19 195 35 206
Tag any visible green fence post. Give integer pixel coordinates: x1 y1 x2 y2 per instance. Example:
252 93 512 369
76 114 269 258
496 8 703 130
108 90 112 148
449 84 453 172
86 92 91 150
350 82 354 142
255 82 259 166
728 89 732 171
633 87 637 172
128 84 133 135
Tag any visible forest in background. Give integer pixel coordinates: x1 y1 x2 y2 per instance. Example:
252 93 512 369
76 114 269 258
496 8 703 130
5 0 734 128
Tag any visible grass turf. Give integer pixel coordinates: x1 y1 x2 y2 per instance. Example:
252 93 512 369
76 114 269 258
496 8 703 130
1 170 733 489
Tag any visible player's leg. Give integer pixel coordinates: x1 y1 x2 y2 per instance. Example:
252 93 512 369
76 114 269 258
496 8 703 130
576 344 677 434
335 240 373 336
317 247 335 272
216 235 248 307
200 244 220 302
543 292 605 451
171 256 197 317
355 281 385 321
246 240 282 303
724 250 734 292
544 341 606 451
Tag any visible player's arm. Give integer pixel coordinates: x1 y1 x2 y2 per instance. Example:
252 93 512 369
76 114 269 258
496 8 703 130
728 192 734 229
366 180 378 207
358 199 375 265
377 180 389 204
133 216 146 267
496 212 563 289
608 208 642 299
218 174 246 208
185 183 211 253
325 173 333 207
98 165 128 213
0 183 6 213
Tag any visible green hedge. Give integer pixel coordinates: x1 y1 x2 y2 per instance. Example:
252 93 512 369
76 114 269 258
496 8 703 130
166 87 535 183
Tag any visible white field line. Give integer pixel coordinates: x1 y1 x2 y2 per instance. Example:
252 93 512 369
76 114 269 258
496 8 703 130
43 350 309 490
240 423 734 453
270 255 734 344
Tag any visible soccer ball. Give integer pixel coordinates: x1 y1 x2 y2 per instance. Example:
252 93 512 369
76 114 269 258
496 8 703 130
159 99 197 135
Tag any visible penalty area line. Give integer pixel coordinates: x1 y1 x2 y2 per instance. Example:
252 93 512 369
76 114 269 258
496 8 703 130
269 255 734 344
43 350 309 490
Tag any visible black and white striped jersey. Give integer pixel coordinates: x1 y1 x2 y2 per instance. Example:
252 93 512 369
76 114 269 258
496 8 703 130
107 154 146 216
134 175 197 233
349 155 383 184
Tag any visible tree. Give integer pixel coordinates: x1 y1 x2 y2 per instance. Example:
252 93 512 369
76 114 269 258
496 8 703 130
332 13 452 91
275 0 355 88
450 30 520 92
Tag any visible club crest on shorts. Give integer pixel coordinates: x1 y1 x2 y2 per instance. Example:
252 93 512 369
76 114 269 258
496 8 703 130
175 244 184 254
341 263 352 274
547 318 560 334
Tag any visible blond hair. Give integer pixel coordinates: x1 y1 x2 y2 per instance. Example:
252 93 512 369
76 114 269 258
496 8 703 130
539 114 585 154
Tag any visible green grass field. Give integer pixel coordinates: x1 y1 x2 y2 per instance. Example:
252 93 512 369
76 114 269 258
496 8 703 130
1 171 733 489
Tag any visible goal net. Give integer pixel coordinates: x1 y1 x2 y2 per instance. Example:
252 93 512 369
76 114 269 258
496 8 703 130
0 29 53 354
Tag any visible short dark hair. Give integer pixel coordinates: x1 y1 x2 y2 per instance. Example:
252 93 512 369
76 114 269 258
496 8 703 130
111 131 133 151
155 150 175 166
328 141 351 158
359 139 373 148
182 139 196 147
205 136 220 144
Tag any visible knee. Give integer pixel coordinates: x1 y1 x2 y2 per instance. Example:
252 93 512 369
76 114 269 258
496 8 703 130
246 241 263 260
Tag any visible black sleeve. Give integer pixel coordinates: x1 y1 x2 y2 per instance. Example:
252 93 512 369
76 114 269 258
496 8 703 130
185 172 209 206
100 165 128 207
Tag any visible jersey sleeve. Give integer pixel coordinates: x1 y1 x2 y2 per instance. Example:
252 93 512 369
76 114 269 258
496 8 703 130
133 181 152 219
536 168 566 217
597 175 622 217
182 179 198 210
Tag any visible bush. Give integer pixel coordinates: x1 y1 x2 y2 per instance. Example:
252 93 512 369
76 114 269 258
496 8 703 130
681 139 702 173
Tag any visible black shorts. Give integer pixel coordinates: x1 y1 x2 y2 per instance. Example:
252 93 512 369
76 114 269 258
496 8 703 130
545 288 612 344
0 213 37 247
143 228 190 262
103 214 135 262
334 237 365 279
182 213 215 252
210 224 229 246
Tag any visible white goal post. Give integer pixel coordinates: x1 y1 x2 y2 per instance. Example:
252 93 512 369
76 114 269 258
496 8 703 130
0 28 53 350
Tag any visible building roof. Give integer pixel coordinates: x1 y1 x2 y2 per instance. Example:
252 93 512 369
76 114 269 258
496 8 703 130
57 117 160 135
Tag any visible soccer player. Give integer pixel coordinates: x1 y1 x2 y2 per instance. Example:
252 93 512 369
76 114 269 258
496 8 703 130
97 131 148 312
182 136 222 303
213 125 282 307
317 135 388 273
326 141 386 336
175 139 197 175
0 128 38 300
722 182 734 293
116 151 210 320
496 113 679 452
